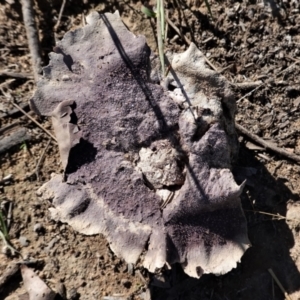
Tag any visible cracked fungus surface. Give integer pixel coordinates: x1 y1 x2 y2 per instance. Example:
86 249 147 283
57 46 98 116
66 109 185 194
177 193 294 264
32 11 250 278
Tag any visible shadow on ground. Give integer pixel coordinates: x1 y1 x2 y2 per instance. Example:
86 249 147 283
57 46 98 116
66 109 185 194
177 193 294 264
150 144 300 300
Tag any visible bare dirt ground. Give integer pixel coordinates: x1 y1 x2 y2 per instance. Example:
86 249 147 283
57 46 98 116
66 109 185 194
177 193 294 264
0 0 300 299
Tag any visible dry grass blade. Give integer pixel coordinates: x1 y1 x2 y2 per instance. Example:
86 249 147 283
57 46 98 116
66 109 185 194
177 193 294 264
10 100 57 143
54 0 67 32
0 209 8 240
268 269 292 300
0 71 33 79
204 0 213 18
35 139 52 181
156 0 165 77
141 5 156 18
0 209 20 257
244 209 299 222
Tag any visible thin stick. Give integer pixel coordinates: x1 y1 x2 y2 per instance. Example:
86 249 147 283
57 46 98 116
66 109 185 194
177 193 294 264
10 101 57 142
244 209 290 221
0 79 15 89
166 16 190 44
235 123 300 164
236 60 300 103
165 16 219 73
0 71 33 79
161 191 175 209
236 85 262 103
20 0 42 82
35 139 51 181
54 0 67 33
233 81 263 90
268 269 292 300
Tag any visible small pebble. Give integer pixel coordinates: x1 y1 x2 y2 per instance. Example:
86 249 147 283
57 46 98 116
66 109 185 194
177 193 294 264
19 236 29 247
2 245 10 255
33 223 44 233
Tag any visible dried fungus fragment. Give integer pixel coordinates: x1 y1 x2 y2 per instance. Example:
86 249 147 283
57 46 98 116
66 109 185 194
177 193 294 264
21 265 56 300
32 11 250 278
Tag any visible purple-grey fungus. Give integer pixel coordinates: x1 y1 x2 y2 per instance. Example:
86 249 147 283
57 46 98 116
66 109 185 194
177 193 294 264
31 11 250 278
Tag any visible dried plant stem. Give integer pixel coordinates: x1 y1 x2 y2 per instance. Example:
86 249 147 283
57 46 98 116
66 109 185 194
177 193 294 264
35 139 52 181
236 85 262 103
157 0 165 76
165 16 219 73
0 71 33 79
10 101 57 142
166 16 190 45
235 123 300 164
54 0 67 32
244 209 299 222
268 269 292 300
20 0 42 82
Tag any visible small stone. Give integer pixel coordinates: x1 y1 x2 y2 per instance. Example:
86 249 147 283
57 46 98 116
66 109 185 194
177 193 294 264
19 236 29 247
2 245 10 255
121 279 132 289
33 223 44 233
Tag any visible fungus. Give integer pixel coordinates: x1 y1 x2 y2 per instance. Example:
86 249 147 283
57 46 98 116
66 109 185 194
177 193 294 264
32 11 250 278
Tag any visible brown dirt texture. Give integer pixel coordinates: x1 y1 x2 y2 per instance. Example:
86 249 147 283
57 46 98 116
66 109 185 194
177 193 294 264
0 0 300 299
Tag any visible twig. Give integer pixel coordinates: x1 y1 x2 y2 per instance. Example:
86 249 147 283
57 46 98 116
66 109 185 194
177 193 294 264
244 209 292 221
165 16 219 73
12 102 57 142
232 81 263 90
236 60 300 103
35 139 51 181
20 0 42 82
268 269 292 300
235 123 300 164
161 191 175 209
166 16 190 44
277 60 300 76
236 85 262 103
0 71 33 79
136 269 147 284
0 79 15 89
54 0 67 33
203 55 220 73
